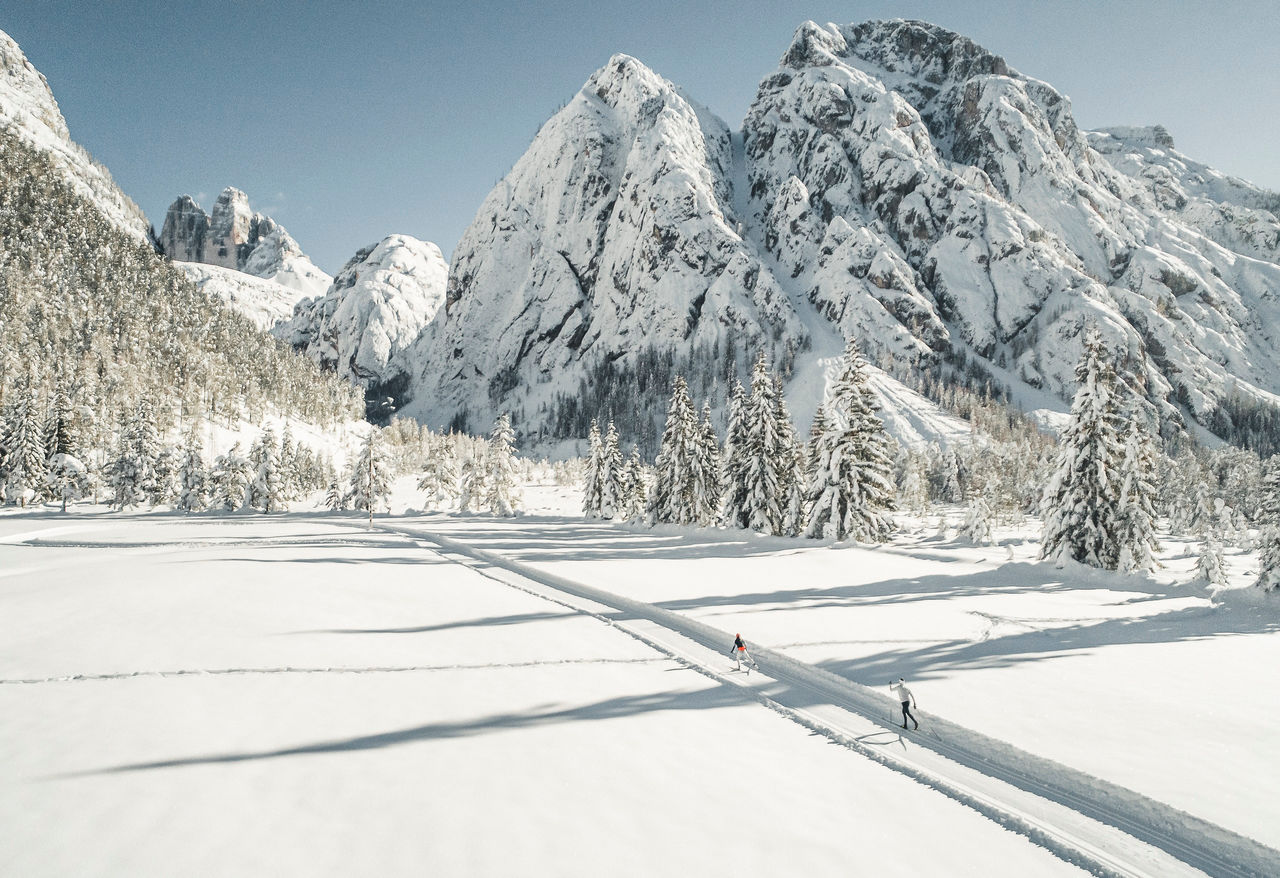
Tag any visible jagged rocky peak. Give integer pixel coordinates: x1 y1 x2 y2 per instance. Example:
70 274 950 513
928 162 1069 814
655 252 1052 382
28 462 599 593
275 234 447 394
158 187 330 298
399 51 805 433
0 28 149 240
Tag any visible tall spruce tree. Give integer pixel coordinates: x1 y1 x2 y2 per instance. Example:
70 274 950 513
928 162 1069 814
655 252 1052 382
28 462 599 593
803 339 897 542
720 379 751 529
484 413 520 516
1040 328 1125 567
621 446 647 521
349 430 393 514
1255 458 1280 592
1 380 47 506
693 403 722 527
176 431 209 513
582 419 605 519
600 421 624 520
1115 413 1160 573
647 377 700 525
741 353 788 535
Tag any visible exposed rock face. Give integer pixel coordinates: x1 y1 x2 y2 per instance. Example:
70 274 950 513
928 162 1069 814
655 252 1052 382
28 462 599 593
397 54 808 432
0 28 148 240
158 187 331 299
275 234 447 391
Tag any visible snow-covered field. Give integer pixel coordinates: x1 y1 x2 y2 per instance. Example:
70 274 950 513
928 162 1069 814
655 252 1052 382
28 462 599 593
3 479 1278 876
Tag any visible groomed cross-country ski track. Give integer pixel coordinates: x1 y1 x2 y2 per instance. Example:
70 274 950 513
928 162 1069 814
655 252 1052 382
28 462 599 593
362 519 1280 878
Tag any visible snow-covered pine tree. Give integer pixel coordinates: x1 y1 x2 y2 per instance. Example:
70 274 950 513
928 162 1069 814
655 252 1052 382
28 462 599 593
599 421 624 520
773 380 805 537
1 380 47 506
741 353 787 535
211 443 251 512
963 495 994 545
417 434 459 509
278 424 299 502
1195 527 1228 590
1254 458 1280 592
46 380 76 459
621 446 647 521
1115 413 1160 573
176 431 209 513
582 419 605 519
484 413 520 516
1040 328 1125 568
45 453 90 512
693 404 722 527
250 428 286 513
647 377 700 525
324 478 348 511
349 430 393 515
720 379 751 529
900 451 929 517
803 338 897 542
458 454 485 513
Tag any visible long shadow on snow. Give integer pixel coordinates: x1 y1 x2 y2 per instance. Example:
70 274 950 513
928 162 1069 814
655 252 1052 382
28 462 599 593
79 684 749 775
822 599 1280 686
297 609 573 635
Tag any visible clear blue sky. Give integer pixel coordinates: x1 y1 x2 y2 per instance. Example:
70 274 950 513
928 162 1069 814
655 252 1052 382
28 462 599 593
6 0 1278 274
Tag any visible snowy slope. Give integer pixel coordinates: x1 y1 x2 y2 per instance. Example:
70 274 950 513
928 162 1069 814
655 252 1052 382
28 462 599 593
275 235 447 390
174 261 311 331
0 28 148 241
158 188 331 300
397 19 1280 451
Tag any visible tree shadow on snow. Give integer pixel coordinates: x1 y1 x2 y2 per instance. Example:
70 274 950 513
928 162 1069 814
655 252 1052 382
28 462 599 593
71 684 750 776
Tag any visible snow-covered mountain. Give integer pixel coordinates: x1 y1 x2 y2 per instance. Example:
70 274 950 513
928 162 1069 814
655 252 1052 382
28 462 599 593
274 234 447 393
0 27 148 241
395 54 809 434
397 19 1280 449
158 188 331 301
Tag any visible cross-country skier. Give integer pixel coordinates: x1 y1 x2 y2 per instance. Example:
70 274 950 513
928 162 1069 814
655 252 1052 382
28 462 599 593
890 678 918 729
731 633 757 671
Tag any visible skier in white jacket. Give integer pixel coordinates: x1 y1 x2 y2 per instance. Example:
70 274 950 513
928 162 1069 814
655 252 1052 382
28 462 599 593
890 678 918 729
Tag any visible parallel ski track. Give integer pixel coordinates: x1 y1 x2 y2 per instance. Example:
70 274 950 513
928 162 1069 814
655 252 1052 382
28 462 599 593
369 520 1278 878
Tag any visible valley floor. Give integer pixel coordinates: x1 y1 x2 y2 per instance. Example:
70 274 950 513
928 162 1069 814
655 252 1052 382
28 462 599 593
2 484 1277 876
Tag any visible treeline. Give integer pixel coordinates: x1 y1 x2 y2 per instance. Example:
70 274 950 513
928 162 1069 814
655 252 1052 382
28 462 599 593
0 126 362 503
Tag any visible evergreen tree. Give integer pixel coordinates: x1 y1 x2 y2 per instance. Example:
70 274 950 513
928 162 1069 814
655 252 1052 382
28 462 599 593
741 353 787 535
417 435 459 509
692 404 722 527
1255 458 1280 592
458 454 484 513
250 428 286 513
348 430 393 514
599 421 624 520
1115 414 1160 573
324 478 349 511
963 495 994 545
484 413 520 516
582 419 605 519
211 443 251 512
1040 328 1125 567
647 376 700 525
620 446 647 521
45 453 90 512
46 379 76 459
773 381 805 537
803 339 897 542
720 379 751 529
1195 529 1228 590
1 381 47 506
176 432 209 513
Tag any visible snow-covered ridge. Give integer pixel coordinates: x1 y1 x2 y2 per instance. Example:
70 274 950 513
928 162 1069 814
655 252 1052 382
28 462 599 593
158 188 331 300
397 18 1280 450
0 28 149 241
173 261 312 332
275 234 447 390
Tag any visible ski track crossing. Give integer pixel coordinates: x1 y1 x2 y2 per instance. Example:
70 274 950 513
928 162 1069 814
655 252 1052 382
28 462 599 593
357 519 1278 878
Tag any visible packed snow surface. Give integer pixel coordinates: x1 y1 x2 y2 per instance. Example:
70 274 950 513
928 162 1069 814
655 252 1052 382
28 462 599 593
174 261 312 331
